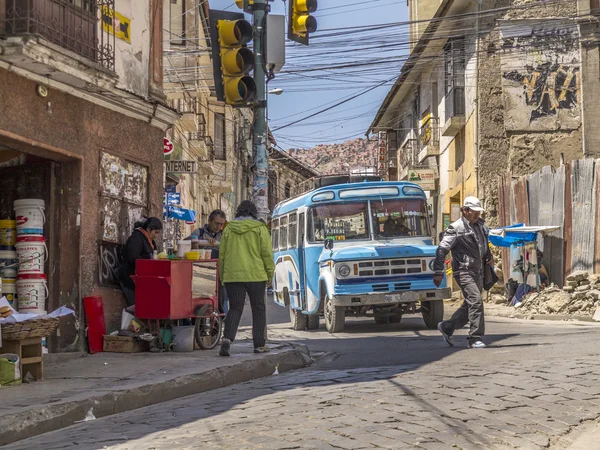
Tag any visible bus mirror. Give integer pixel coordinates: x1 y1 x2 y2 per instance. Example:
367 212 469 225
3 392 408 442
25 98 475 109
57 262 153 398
324 238 334 250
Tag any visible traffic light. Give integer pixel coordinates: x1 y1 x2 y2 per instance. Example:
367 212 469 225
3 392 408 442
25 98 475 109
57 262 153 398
234 0 254 13
288 0 317 45
209 10 257 106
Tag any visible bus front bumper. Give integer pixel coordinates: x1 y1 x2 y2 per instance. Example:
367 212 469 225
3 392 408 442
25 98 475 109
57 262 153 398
329 288 451 307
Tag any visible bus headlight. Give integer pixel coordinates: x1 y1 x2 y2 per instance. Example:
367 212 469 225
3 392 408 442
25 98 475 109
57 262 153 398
428 259 435 271
338 264 351 277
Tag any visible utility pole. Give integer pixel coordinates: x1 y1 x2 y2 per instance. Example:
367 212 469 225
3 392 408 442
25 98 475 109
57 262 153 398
252 0 269 221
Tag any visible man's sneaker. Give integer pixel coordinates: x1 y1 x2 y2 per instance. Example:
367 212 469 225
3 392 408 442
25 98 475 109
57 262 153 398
254 346 270 354
437 322 454 347
219 338 231 356
467 340 486 349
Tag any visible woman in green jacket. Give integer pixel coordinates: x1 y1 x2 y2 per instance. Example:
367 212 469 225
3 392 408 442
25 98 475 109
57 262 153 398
219 200 275 356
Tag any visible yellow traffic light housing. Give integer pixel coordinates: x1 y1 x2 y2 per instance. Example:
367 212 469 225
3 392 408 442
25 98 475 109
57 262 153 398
289 0 317 45
209 11 257 106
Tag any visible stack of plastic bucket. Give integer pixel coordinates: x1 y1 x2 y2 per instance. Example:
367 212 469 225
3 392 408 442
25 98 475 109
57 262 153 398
14 199 47 315
0 219 18 307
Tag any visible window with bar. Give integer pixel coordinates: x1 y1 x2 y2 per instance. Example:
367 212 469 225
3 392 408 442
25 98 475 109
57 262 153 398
214 113 226 160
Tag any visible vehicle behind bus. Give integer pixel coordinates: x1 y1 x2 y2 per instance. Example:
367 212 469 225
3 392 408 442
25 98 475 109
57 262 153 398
271 179 450 333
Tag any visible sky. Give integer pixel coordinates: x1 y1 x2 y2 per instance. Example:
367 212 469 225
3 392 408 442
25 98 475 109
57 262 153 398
209 0 409 150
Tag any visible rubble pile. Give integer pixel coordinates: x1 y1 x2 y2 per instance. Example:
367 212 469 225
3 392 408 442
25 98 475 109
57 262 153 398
516 270 600 316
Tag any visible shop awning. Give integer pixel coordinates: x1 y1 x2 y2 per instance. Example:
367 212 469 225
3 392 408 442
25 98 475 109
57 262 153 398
489 223 561 248
165 206 196 222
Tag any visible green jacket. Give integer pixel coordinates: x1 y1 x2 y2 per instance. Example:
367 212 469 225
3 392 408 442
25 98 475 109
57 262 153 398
218 219 275 283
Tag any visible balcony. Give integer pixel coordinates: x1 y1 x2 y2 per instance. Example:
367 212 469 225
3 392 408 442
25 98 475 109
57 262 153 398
442 87 465 137
210 160 233 194
197 136 215 175
0 0 115 71
398 134 418 181
418 117 440 162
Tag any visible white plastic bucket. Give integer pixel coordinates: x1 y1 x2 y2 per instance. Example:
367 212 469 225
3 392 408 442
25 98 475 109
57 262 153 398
0 220 17 246
15 235 47 275
172 325 195 352
16 274 48 314
1 278 17 307
14 199 45 235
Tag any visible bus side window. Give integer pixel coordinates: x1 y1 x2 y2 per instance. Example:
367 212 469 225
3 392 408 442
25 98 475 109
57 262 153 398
272 218 279 251
280 216 288 251
298 212 305 247
289 213 297 249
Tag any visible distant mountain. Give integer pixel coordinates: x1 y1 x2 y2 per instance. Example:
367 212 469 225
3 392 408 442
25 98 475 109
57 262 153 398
286 138 378 175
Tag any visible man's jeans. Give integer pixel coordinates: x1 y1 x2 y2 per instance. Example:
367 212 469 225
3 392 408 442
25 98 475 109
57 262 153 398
441 271 484 342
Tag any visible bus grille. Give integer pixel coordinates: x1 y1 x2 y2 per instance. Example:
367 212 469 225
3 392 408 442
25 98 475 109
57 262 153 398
358 259 422 277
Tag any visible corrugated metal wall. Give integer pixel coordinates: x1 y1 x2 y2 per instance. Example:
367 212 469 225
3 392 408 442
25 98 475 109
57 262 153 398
498 159 598 288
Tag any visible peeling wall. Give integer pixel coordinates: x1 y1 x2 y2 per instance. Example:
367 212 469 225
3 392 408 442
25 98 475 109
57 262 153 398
111 0 151 97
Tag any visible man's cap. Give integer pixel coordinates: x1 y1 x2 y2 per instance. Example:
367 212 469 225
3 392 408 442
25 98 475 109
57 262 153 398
463 196 485 212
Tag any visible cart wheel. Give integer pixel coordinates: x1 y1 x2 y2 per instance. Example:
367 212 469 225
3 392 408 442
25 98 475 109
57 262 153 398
195 315 223 350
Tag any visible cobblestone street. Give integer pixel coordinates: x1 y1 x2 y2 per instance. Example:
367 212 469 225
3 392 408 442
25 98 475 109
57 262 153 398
7 312 600 450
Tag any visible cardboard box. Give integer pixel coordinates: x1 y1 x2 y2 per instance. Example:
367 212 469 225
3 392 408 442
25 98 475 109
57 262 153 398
103 335 148 353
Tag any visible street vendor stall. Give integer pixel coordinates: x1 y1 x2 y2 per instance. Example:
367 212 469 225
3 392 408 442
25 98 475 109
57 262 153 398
131 259 223 350
489 224 561 294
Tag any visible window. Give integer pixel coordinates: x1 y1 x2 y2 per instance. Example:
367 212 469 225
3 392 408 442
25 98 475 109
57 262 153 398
272 218 279 251
444 38 466 118
170 0 186 46
268 172 278 211
285 182 292 198
279 216 288 250
371 198 431 239
298 213 305 247
309 202 369 242
214 113 226 160
288 213 297 248
455 128 465 170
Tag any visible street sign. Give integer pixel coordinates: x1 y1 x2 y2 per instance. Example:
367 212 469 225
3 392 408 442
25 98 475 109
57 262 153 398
408 169 436 191
164 138 174 156
166 193 181 205
164 160 198 174
378 131 387 178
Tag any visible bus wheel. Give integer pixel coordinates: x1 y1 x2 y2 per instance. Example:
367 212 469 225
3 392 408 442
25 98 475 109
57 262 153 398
421 300 444 329
389 314 402 323
307 314 320 330
374 315 389 325
324 296 345 333
289 305 308 331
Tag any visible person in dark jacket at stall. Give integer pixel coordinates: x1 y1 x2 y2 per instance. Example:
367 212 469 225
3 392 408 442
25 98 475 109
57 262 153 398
118 217 163 308
433 197 493 349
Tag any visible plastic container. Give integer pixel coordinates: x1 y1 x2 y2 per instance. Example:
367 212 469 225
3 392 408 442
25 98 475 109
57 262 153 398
185 251 200 260
14 199 45 235
16 274 48 314
202 249 212 260
15 235 47 275
84 296 106 354
1 278 17 307
0 249 18 273
177 240 192 258
172 325 194 352
0 220 16 246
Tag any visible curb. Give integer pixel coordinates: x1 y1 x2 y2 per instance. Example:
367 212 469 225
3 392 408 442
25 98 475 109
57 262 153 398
484 306 598 323
0 346 312 447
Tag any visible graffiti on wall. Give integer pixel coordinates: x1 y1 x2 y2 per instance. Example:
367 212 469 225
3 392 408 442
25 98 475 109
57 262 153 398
503 63 579 123
98 243 123 287
499 20 581 131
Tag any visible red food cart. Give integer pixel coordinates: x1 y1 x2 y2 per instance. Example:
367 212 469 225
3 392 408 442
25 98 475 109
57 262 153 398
131 259 223 349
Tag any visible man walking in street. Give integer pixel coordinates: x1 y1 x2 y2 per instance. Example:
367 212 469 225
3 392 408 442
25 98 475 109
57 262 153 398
433 196 493 349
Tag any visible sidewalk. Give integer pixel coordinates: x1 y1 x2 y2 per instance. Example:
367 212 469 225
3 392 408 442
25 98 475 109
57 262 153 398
0 339 312 446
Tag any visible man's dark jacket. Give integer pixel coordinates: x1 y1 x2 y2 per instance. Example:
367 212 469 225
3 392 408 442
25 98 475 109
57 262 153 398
433 216 491 277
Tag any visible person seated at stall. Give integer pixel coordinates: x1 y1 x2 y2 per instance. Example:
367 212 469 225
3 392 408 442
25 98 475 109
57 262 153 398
512 273 548 306
185 209 226 259
383 216 396 237
118 217 163 308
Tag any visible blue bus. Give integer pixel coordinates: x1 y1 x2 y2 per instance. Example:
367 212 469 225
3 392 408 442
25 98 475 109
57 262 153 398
270 176 450 333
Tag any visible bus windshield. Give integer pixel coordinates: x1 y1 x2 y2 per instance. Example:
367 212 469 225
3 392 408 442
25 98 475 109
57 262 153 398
371 198 431 239
309 202 369 242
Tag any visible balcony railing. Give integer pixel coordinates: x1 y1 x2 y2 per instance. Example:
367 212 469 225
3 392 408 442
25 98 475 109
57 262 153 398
399 138 418 170
0 0 115 71
419 117 440 149
445 87 465 122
